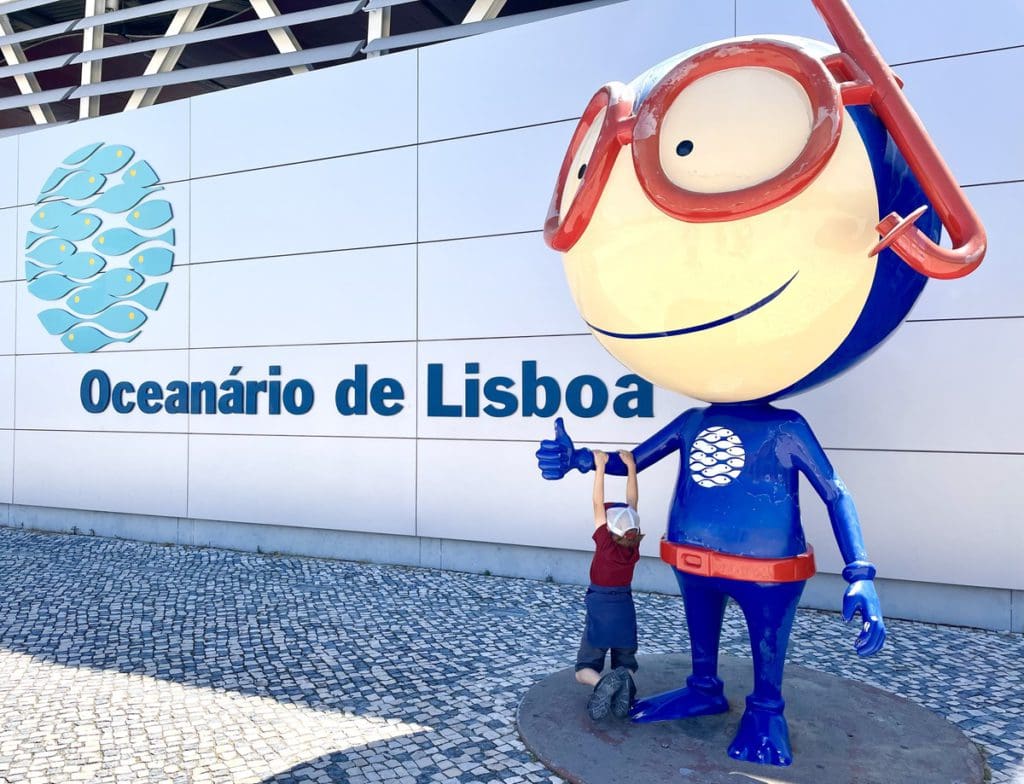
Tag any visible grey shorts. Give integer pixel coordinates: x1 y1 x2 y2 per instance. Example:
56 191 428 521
574 628 638 674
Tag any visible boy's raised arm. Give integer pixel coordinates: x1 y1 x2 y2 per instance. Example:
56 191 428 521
620 450 638 510
592 450 608 527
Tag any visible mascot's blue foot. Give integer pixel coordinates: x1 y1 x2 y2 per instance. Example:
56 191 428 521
630 675 728 723
727 702 793 767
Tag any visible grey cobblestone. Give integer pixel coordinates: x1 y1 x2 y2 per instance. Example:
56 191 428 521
0 526 1021 783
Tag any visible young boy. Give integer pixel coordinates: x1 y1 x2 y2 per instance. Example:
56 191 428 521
576 448 644 720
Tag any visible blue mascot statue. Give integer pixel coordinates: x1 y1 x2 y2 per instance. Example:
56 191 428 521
536 0 986 766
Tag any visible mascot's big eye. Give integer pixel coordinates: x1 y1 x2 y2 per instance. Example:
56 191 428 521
559 106 607 221
657 67 813 194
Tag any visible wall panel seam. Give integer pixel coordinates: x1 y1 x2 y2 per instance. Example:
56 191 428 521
10 131 18 506
186 96 193 522
414 47 421 539
7 428 1024 456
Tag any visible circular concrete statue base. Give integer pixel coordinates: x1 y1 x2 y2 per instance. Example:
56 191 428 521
517 655 985 784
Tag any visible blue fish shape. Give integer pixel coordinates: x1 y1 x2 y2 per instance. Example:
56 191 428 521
62 142 104 166
29 201 80 230
38 167 77 196
25 238 77 264
93 304 147 333
62 326 137 353
38 308 80 335
122 160 159 187
94 228 174 256
80 145 134 175
45 170 106 201
67 281 164 316
27 274 82 301
92 268 145 297
127 282 166 310
67 287 119 315
25 251 106 281
88 183 161 213
128 247 174 275
26 212 102 245
126 200 173 230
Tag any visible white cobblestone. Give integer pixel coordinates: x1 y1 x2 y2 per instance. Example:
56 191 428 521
0 526 1020 783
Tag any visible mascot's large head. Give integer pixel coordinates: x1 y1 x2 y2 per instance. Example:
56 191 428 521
544 0 985 404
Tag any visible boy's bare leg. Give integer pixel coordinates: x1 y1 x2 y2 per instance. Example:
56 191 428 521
576 668 602 687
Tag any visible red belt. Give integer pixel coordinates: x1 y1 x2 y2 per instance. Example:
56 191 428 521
660 539 816 583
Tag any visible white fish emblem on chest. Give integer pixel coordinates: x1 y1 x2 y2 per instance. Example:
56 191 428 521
690 427 746 488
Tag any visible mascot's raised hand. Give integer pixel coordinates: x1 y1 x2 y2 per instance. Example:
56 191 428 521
536 417 594 479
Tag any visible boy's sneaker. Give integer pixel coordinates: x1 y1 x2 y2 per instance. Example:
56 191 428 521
611 666 636 719
587 670 623 721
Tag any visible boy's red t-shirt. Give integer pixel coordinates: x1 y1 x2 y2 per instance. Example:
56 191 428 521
589 524 641 587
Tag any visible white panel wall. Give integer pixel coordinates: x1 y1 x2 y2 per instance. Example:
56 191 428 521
189 51 417 177
418 0 732 140
15 350 189 432
418 122 571 241
0 136 17 209
800 451 1024 591
897 49 1024 186
0 208 17 282
189 246 416 348
2 0 1021 599
188 435 415 535
16 101 189 203
190 147 417 263
0 429 13 505
913 183 1024 320
0 356 13 429
0 283 14 355
736 0 1024 64
418 234 582 340
13 430 187 517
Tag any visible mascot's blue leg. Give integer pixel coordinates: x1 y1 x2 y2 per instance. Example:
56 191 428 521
631 571 729 722
726 579 805 767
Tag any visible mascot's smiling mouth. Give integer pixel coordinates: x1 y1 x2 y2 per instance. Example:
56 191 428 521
586 271 799 340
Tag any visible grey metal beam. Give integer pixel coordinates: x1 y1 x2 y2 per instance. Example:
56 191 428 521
0 0 206 48
0 12 55 123
74 41 364 98
0 83 68 112
249 0 309 76
124 3 209 111
463 0 507 24
0 0 62 15
0 39 364 113
0 41 365 112
0 2 364 80
363 0 415 9
362 0 625 53
365 5 391 58
79 0 105 120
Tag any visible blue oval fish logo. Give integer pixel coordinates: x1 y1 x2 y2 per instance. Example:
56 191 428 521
25 143 175 353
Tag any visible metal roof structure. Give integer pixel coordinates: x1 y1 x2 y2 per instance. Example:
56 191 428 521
0 0 620 132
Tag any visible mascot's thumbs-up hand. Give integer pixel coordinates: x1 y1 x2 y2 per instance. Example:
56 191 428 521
536 417 595 479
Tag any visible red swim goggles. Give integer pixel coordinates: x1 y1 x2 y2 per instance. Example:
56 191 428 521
544 0 986 281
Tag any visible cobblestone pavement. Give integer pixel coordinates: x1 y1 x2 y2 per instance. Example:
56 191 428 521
0 526 1021 784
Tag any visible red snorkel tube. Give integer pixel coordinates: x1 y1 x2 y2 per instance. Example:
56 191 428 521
814 0 987 280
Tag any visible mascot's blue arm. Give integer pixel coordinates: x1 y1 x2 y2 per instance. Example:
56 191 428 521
782 414 887 657
591 410 691 476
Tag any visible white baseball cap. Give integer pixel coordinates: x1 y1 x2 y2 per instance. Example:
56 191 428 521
607 505 640 537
